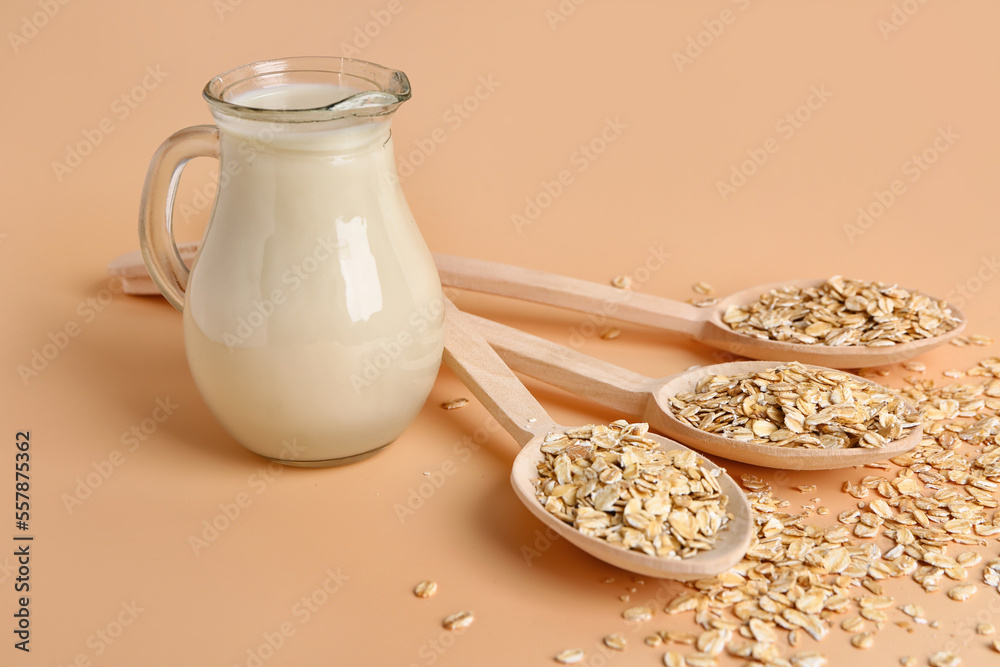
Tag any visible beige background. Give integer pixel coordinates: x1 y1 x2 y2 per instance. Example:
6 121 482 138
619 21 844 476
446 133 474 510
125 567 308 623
2 1 999 665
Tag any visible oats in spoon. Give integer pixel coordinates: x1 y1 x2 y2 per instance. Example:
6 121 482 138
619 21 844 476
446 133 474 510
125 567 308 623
722 276 961 346
533 420 731 559
668 362 918 449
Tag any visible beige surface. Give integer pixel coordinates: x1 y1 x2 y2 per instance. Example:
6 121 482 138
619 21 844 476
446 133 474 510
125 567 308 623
3 1 1000 665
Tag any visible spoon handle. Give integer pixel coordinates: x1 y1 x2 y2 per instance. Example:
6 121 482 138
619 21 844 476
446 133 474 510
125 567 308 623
433 253 707 336
463 313 653 415
442 300 552 448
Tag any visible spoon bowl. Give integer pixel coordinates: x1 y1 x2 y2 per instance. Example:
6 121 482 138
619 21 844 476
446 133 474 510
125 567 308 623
464 314 924 471
442 300 753 580
509 424 754 580
646 360 923 470
698 278 966 368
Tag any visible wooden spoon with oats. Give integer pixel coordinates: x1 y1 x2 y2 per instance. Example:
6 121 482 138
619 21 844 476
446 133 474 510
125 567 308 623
442 299 753 580
434 254 966 369
463 313 924 471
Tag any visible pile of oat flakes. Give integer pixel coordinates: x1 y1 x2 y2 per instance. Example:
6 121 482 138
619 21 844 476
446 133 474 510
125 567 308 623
720 277 962 347
668 362 918 449
552 344 1000 666
533 421 731 559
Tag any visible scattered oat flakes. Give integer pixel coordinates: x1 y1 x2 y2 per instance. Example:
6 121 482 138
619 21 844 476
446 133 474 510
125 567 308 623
440 398 468 410
665 593 700 614
693 281 713 295
992 639 1000 653
971 334 994 346
902 361 926 373
683 654 718 667
662 651 684 667
976 622 996 636
928 651 961 667
794 484 818 493
899 657 917 667
695 628 730 655
603 633 627 651
554 648 584 664
441 610 474 630
612 350 1000 667
599 326 621 340
691 297 720 308
957 552 982 567
850 632 874 649
946 583 977 601
611 275 632 290
644 634 662 647
790 652 828 667
622 605 654 623
662 630 696 645
413 580 437 598
841 617 864 632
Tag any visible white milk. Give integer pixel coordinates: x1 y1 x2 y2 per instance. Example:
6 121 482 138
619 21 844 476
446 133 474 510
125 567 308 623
183 82 443 464
226 82 358 110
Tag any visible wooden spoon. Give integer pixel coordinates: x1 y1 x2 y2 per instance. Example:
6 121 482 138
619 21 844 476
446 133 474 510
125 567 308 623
461 312 924 471
442 300 753 579
434 254 967 369
109 247 965 368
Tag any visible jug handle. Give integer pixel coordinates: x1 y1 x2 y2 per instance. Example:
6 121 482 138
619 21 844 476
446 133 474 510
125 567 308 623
138 125 220 311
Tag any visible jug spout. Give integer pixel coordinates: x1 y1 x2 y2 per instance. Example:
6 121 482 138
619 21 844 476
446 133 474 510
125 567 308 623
203 56 411 124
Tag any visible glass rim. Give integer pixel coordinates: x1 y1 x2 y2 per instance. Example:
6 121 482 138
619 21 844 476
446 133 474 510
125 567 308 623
203 56 411 122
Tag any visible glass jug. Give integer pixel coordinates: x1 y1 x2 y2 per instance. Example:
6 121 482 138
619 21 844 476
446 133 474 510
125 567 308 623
139 57 443 466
